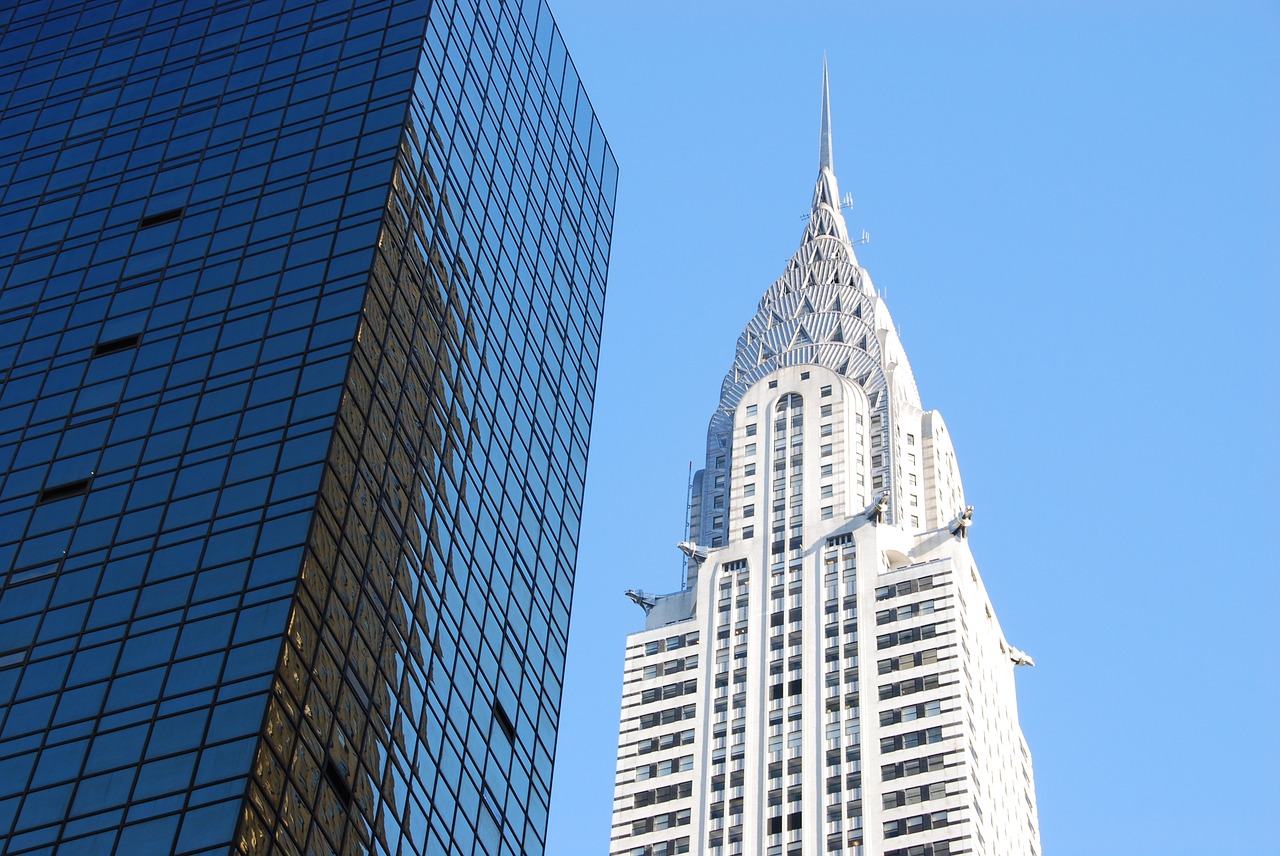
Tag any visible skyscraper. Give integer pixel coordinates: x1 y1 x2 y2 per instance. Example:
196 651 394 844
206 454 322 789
610 65 1039 856
0 2 615 855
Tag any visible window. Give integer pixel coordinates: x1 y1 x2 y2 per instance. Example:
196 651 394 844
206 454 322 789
639 704 697 729
139 207 184 227
636 755 695 780
323 756 353 806
877 601 937 625
747 404 758 416
876 624 940 649
879 700 943 726
882 781 946 809
745 444 756 456
879 726 944 753
907 433 915 445
633 781 694 808
821 506 833 520
94 333 142 356
886 843 952 856
821 424 833 436
38 479 92 504
883 808 950 838
821 444 833 457
875 577 934 601
638 730 695 754
746 423 757 436
877 673 941 700
821 485 833 498
821 404 833 417
744 483 756 497
493 700 517 743
743 526 755 539
745 463 756 476
641 680 699 704
821 464 833 478
821 385 832 397
743 504 755 518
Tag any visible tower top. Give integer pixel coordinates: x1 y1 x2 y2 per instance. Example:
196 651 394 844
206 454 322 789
794 56 853 265
805 57 846 245
819 54 834 172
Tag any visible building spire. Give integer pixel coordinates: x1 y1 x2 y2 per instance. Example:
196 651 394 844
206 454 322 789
793 54 854 268
819 54 834 172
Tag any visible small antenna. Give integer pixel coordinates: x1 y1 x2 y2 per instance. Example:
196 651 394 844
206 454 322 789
680 461 694 589
798 194 864 238
799 192 857 221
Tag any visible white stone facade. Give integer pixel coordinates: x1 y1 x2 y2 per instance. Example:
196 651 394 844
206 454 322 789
611 66 1040 856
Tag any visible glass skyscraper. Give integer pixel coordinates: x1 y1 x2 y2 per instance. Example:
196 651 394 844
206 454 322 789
0 2 615 855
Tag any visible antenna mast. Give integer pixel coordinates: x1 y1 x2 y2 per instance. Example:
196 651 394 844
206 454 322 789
681 461 693 589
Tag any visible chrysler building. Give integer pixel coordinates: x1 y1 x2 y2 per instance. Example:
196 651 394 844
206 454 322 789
610 64 1041 856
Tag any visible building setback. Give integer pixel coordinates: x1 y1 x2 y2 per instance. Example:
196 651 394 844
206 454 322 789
0 1 615 854
610 65 1039 856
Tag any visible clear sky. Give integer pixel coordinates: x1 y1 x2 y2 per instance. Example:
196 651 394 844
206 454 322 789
540 3 1280 854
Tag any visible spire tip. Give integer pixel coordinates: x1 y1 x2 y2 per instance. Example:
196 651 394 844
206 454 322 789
819 56 834 171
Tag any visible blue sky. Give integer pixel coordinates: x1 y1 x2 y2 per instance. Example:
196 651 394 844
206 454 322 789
541 4 1280 854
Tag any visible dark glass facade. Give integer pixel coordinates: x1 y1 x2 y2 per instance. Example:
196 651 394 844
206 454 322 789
0 1 615 854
